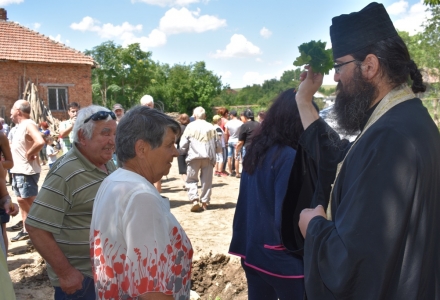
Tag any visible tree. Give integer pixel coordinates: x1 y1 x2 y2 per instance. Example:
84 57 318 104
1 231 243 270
85 41 154 109
424 0 440 7
190 61 222 114
420 6 440 77
85 41 120 107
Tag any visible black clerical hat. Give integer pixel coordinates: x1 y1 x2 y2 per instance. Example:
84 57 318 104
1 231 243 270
330 2 398 60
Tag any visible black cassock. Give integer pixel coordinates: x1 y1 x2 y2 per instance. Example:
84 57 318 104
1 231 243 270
300 98 440 300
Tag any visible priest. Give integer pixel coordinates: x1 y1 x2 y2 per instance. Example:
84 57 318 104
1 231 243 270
297 2 440 299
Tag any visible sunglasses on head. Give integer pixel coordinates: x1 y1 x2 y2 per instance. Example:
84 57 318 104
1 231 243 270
83 111 116 123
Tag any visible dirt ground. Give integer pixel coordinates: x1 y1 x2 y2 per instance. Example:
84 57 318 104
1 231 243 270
6 159 248 300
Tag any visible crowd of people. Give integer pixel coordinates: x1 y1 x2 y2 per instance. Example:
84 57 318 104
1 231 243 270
1 2 440 300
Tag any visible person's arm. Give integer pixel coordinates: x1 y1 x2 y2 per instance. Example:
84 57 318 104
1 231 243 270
235 141 244 153
0 132 13 170
25 123 45 161
296 66 324 130
0 164 18 216
178 128 190 155
236 125 246 153
58 120 75 138
224 126 230 143
26 225 84 294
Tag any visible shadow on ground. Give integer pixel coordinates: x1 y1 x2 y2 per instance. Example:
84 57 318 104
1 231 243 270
169 200 236 210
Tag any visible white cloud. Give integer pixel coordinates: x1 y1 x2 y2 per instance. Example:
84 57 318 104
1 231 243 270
256 58 263 62
389 0 431 35
122 29 167 49
49 34 61 42
70 17 142 39
159 7 226 35
219 71 232 79
242 71 273 86
70 8 224 50
49 34 70 45
0 0 23 5
99 22 142 39
211 34 262 58
70 16 101 32
33 23 41 29
260 27 272 39
131 0 201 7
387 0 408 15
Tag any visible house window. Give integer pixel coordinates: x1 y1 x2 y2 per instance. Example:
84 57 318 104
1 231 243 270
48 87 68 111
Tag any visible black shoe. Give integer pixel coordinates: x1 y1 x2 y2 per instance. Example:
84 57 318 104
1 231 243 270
6 220 23 232
230 171 236 177
10 230 29 242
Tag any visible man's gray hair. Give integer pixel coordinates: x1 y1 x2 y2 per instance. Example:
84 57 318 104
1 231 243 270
73 105 113 143
193 106 206 119
0 118 4 124
116 106 180 163
140 94 154 106
15 100 31 115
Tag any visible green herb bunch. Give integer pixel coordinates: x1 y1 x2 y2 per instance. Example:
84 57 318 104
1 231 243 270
293 40 333 75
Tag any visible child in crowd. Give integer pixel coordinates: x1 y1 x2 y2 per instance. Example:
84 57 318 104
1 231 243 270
213 115 227 177
45 136 59 169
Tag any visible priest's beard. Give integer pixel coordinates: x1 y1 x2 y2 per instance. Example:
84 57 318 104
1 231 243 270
333 67 378 135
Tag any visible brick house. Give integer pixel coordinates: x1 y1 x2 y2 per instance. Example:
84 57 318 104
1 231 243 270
0 8 96 122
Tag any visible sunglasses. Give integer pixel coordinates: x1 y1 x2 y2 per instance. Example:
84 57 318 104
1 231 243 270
83 111 116 123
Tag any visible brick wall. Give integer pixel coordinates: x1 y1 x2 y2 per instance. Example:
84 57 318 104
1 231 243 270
0 61 92 123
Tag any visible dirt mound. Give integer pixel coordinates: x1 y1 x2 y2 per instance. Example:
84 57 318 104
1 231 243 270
191 253 247 300
10 257 48 283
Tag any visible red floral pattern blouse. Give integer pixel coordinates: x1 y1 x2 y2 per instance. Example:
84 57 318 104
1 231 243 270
90 168 193 299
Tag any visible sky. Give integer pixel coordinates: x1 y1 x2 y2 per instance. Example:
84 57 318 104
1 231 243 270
0 0 432 88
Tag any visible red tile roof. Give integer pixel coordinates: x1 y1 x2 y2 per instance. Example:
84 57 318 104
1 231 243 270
0 20 96 66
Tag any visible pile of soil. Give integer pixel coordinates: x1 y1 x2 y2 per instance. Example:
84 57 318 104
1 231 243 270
191 253 247 300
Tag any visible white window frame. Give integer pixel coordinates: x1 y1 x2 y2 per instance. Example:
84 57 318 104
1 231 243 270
48 87 68 111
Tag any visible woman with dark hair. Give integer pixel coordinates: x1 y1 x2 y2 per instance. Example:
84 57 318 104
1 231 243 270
229 88 319 299
176 113 190 188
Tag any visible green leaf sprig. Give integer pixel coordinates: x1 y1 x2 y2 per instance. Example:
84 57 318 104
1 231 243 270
293 40 333 75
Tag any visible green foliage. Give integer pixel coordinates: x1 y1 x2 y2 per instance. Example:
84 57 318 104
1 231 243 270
319 86 336 96
420 6 440 79
424 0 440 7
85 42 222 114
293 40 334 75
213 68 302 110
85 41 154 109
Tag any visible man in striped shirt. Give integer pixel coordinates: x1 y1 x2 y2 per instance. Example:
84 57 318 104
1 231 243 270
26 105 117 300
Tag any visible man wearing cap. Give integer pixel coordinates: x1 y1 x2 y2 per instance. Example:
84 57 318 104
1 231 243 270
297 2 440 299
112 103 124 123
26 105 117 299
